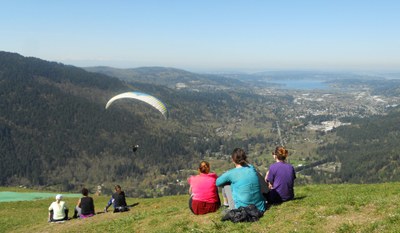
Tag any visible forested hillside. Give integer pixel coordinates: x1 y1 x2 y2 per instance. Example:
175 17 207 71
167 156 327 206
84 66 245 89
0 52 283 196
2 51 400 197
315 107 400 183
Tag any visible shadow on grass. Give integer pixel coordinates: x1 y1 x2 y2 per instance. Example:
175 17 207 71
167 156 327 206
293 195 306 201
96 202 140 214
266 195 307 210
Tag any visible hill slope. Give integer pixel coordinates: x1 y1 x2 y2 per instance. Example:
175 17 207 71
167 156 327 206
0 52 287 196
1 183 399 233
3 51 400 198
0 52 208 195
315 107 400 183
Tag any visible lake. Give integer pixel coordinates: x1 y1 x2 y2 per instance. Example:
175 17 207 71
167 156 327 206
270 80 329 90
0 191 80 202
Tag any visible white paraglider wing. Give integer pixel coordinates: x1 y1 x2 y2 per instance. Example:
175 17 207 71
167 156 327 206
105 92 168 119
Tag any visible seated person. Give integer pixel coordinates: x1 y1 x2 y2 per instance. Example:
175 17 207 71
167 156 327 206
216 148 266 213
265 146 296 204
104 185 129 213
74 188 95 218
48 194 69 222
187 161 220 215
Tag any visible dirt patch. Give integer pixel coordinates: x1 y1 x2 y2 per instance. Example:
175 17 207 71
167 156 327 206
321 204 384 232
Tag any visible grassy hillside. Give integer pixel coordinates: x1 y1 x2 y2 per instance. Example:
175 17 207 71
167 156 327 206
1 183 399 233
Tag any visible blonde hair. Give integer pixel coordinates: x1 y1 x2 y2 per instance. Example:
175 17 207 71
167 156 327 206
198 161 210 174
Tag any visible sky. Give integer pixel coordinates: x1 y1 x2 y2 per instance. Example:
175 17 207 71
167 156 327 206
1 0 400 72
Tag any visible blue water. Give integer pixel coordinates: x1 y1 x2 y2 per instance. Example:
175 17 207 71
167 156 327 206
0 191 80 202
270 80 329 90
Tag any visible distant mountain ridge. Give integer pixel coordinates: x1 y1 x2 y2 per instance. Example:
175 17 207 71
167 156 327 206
84 66 245 89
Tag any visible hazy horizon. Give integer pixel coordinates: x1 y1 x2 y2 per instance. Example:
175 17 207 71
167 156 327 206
1 1 399 73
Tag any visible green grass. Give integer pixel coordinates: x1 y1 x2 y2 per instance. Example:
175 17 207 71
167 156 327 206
1 183 399 233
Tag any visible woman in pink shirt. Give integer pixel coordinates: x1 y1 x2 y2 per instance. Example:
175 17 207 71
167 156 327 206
188 161 220 215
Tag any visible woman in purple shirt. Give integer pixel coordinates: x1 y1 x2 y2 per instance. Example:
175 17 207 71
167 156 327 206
265 146 296 204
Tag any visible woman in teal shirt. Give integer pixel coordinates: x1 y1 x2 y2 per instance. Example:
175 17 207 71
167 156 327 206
216 148 266 212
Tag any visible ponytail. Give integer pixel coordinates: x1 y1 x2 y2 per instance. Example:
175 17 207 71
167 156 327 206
198 161 210 174
231 148 247 166
274 146 288 161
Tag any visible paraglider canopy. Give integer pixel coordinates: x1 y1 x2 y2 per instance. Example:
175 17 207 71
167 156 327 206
105 92 168 119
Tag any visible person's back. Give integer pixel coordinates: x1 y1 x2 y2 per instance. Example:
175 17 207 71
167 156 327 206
112 191 127 207
73 188 95 218
268 162 295 201
266 146 296 204
216 148 266 212
49 201 67 220
80 196 95 215
48 194 68 222
189 173 219 203
105 185 129 213
217 164 265 211
188 161 220 215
